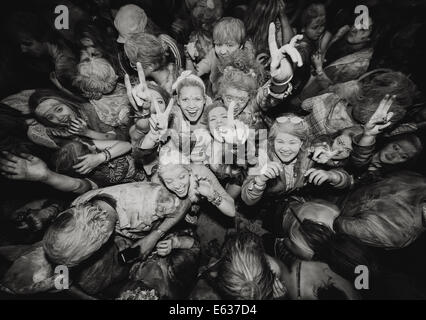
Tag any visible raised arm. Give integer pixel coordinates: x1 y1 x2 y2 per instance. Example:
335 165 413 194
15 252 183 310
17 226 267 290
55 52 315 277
0 152 91 194
351 95 395 168
192 165 236 218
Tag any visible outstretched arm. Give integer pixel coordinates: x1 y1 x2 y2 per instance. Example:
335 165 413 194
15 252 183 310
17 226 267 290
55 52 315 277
0 152 92 194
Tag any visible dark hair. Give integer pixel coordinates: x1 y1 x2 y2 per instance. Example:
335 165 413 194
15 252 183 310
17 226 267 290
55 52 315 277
300 2 326 29
166 248 201 298
352 72 418 126
245 0 282 55
6 11 54 43
316 283 349 300
299 219 334 257
28 89 84 126
318 233 379 283
375 133 423 172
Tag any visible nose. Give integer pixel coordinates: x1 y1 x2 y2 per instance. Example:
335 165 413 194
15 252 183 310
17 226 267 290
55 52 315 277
220 47 227 55
20 45 28 53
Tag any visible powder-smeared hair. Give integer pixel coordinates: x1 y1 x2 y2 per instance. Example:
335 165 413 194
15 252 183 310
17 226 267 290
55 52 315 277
124 33 168 70
217 231 275 300
73 55 118 100
43 201 117 267
213 17 246 46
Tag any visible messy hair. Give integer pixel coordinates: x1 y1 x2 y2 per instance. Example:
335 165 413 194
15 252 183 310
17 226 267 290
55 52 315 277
218 67 259 98
217 231 275 300
73 55 119 100
43 200 117 267
352 71 418 125
300 2 326 29
213 17 246 46
124 33 168 71
245 0 283 55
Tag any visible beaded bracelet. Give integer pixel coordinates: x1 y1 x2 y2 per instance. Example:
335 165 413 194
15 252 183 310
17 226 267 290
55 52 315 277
102 148 112 163
208 190 223 207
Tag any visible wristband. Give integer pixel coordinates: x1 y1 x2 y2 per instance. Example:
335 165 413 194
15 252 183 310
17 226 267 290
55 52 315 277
271 74 293 87
207 190 223 207
156 229 165 238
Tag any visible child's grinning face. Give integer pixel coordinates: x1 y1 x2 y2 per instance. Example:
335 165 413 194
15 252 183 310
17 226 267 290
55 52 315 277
304 16 326 41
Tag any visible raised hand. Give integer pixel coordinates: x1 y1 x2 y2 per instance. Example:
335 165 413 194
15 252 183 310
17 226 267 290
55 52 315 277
125 62 152 112
67 118 89 136
194 174 214 199
72 153 105 175
304 168 338 186
215 102 250 144
150 96 174 136
269 22 303 83
0 152 49 182
256 161 283 185
312 50 324 72
364 95 395 136
310 144 339 164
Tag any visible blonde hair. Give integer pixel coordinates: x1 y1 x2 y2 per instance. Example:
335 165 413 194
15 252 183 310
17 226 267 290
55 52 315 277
73 56 118 100
43 201 117 267
217 231 275 300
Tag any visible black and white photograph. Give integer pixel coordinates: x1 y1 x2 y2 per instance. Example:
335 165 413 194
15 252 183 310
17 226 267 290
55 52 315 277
0 0 425 304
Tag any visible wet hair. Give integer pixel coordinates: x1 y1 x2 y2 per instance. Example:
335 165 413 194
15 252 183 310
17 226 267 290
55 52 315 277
213 17 246 46
245 0 283 55
54 141 92 177
300 2 326 29
351 72 418 126
124 33 168 71
43 201 117 267
316 283 349 300
73 54 119 100
217 231 275 300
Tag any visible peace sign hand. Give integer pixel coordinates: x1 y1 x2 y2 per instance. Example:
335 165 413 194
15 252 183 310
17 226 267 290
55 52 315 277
364 95 395 136
194 174 214 199
311 144 340 164
269 23 303 83
149 96 174 136
125 62 152 112
214 102 250 144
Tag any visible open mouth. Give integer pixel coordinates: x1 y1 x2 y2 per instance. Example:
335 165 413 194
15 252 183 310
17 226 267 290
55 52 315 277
175 187 186 195
186 110 199 117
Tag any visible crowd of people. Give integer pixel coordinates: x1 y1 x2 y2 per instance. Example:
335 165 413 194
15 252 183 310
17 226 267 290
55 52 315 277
0 0 425 300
